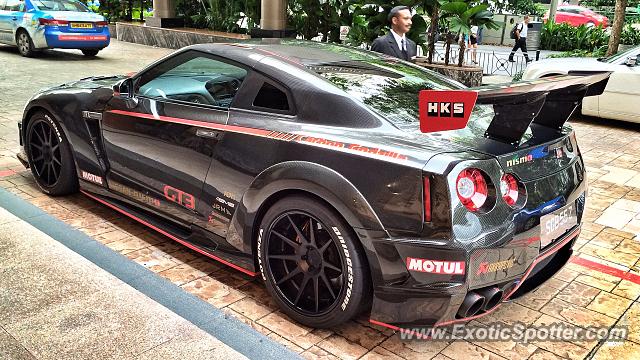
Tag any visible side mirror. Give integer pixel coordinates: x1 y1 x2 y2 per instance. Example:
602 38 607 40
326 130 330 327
113 78 133 97
113 78 138 108
626 57 637 67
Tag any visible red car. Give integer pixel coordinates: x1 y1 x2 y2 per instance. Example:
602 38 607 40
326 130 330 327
544 6 608 27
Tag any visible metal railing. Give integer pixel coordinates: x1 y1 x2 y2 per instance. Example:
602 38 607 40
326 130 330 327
422 46 531 76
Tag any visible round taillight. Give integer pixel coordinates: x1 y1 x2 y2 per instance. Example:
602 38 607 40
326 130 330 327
456 169 488 211
500 174 519 207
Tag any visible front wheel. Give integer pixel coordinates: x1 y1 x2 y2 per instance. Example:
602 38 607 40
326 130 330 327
25 111 78 195
257 196 371 328
81 49 100 57
16 30 36 57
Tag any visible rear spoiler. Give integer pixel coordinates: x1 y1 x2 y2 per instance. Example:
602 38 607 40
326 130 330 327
473 71 610 145
419 71 611 145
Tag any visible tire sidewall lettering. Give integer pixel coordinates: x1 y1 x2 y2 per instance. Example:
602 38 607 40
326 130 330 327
43 114 63 143
332 226 354 311
257 228 267 281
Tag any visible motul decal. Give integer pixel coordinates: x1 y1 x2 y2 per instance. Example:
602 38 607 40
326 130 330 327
406 257 465 275
418 90 477 133
80 170 103 185
58 35 108 41
163 185 195 210
476 259 515 275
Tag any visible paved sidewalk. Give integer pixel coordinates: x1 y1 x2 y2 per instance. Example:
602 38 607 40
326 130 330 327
0 189 293 360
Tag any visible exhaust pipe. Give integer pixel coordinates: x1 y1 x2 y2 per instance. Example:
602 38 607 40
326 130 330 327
457 292 485 318
477 287 503 311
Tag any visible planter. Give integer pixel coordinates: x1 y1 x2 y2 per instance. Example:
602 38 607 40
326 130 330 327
414 59 483 87
116 22 250 49
618 44 634 52
108 24 117 39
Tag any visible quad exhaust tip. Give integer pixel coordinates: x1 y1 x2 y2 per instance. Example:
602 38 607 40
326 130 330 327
457 287 504 319
457 292 485 318
477 287 503 311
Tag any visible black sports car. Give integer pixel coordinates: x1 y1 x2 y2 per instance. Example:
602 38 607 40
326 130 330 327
17 39 609 330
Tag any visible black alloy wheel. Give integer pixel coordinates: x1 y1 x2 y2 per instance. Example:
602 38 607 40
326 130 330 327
266 211 344 315
258 196 370 328
29 118 62 187
26 112 78 195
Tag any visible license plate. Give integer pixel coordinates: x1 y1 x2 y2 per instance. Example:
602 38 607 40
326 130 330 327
70 23 93 29
540 203 577 248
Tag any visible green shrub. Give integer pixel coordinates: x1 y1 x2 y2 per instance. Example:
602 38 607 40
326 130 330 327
621 24 640 45
547 45 608 58
540 21 609 51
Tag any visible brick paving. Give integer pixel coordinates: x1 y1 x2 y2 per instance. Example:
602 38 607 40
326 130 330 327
1 40 640 359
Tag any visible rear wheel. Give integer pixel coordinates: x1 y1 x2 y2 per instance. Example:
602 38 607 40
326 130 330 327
81 49 100 57
16 30 36 57
25 111 78 195
257 196 371 328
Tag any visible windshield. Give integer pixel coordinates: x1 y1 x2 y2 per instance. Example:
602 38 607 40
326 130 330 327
309 59 464 129
33 0 88 12
600 46 640 64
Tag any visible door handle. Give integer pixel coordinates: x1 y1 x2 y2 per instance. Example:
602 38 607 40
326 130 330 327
12 17 17 21
196 128 222 140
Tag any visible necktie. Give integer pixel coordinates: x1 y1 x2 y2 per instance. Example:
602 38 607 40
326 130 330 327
401 39 408 60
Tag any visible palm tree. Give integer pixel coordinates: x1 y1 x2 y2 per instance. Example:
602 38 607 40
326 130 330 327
440 0 500 66
606 0 628 56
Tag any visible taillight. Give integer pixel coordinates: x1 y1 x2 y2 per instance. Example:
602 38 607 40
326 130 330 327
96 21 108 27
39 18 70 26
500 174 519 207
424 176 431 222
456 169 488 211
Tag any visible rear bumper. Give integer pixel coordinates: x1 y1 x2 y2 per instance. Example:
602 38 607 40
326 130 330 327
33 26 110 49
368 225 579 329
365 155 587 328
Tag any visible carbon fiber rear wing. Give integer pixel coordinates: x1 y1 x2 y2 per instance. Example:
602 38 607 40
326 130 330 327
472 71 611 145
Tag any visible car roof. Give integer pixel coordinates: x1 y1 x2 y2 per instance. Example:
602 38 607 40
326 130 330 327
187 39 384 68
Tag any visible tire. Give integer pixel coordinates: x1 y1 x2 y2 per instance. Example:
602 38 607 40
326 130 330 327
257 195 371 328
16 30 36 57
25 111 78 196
81 49 100 57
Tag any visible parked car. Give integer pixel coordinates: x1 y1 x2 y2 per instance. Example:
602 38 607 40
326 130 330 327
523 45 640 123
0 0 110 57
17 40 608 329
543 5 608 27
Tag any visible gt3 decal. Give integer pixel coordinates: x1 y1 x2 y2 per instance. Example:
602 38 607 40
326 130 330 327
163 185 195 210
80 170 103 185
406 258 465 275
418 90 477 133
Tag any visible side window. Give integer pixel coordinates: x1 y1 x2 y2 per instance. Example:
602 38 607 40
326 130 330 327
137 51 247 108
253 82 290 111
5 0 21 10
0 1 6 9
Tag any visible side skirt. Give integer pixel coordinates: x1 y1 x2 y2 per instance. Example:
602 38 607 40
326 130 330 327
79 184 258 277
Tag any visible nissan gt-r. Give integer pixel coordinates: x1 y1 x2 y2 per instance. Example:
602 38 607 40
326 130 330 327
16 39 609 330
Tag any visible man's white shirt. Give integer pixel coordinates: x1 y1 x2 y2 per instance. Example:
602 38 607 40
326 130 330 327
390 29 407 51
519 22 528 38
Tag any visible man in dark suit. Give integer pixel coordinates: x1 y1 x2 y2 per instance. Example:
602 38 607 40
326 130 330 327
371 6 417 61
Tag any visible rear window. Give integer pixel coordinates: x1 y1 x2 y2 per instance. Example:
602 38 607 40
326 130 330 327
308 60 462 128
32 0 88 11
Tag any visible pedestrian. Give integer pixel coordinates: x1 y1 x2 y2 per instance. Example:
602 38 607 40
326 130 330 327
371 6 417 61
509 15 531 63
467 25 479 64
